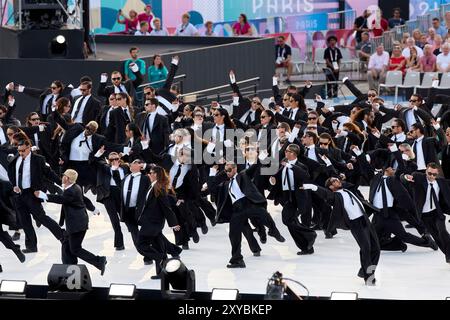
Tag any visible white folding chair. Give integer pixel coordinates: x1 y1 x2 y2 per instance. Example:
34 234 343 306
379 70 403 102
440 72 450 88
291 47 306 74
396 71 421 102
340 48 358 73
313 48 327 75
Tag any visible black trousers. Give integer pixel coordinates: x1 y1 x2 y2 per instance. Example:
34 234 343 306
373 209 428 249
136 231 167 274
62 230 102 270
421 210 450 259
103 187 124 248
325 68 339 98
174 200 197 245
349 216 380 280
196 197 217 225
0 224 19 262
15 190 63 250
229 198 280 264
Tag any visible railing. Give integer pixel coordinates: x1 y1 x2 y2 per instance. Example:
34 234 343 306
327 10 356 30
442 4 450 20
417 13 432 33
406 20 419 34
180 77 260 104
135 74 187 104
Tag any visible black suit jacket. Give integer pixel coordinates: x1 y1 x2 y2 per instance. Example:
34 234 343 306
120 173 150 222
442 145 450 179
22 85 72 115
96 105 113 136
8 153 61 192
95 160 130 202
137 188 178 236
135 111 170 155
97 70 143 102
411 130 445 166
106 107 133 144
46 184 89 234
71 95 102 126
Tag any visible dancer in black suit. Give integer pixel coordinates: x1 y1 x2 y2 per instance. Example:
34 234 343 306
303 177 380 285
106 93 134 144
70 81 102 126
97 64 143 103
136 165 181 279
402 163 450 264
34 169 107 274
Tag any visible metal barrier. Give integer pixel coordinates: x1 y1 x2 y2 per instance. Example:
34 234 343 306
392 25 408 42
327 10 356 30
428 8 441 20
442 4 450 21
180 77 260 103
406 20 419 34
417 14 431 33
135 74 187 104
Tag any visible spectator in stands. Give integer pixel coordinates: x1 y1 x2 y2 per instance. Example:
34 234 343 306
138 4 154 31
417 34 428 50
401 33 411 49
437 43 450 73
124 47 146 81
175 13 199 36
402 37 424 58
367 44 389 90
135 21 151 36
427 28 437 46
446 12 450 30
433 35 443 55
116 9 139 35
354 9 370 43
356 32 372 69
232 14 253 36
405 46 421 72
324 35 342 97
275 36 293 84
148 55 168 89
371 10 389 37
432 17 448 39
204 21 216 36
388 8 405 29
419 44 437 72
150 18 169 36
412 29 422 44
389 45 406 74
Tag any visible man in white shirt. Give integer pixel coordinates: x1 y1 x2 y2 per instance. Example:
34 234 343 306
401 37 424 58
367 44 389 90
135 21 151 36
175 13 199 36
150 18 169 36
437 43 450 73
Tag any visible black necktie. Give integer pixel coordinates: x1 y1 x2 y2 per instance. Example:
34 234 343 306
229 178 236 200
125 175 134 208
123 109 131 123
112 169 122 187
412 140 417 156
78 135 91 150
127 140 132 147
172 164 182 189
430 183 441 213
343 189 355 205
377 177 389 218
287 109 293 119
117 85 124 93
245 111 252 125
73 96 86 120
18 159 24 189
214 126 221 142
304 147 309 156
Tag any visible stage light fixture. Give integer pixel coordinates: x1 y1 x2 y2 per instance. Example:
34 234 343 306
0 280 27 298
330 292 358 300
108 284 137 300
161 258 195 300
49 35 67 57
211 288 239 300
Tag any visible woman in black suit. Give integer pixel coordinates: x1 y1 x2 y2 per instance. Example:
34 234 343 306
136 165 180 279
123 123 146 163
34 169 107 275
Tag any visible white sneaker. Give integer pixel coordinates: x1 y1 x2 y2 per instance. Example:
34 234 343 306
342 77 349 83
91 208 101 215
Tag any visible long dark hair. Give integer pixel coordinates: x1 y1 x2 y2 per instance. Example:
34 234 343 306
127 123 143 139
291 93 306 112
240 13 248 24
152 54 165 70
216 108 236 129
262 109 277 127
151 165 171 197
26 112 40 127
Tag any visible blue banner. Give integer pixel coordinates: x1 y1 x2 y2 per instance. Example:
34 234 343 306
283 13 328 31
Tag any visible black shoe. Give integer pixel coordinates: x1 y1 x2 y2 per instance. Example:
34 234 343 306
99 256 107 276
253 251 261 257
192 231 200 243
22 248 37 254
211 220 217 227
357 268 364 279
297 247 314 255
12 232 21 241
401 243 408 252
446 257 450 264
227 261 246 268
325 232 334 239
0 265 2 273
259 233 267 244
14 246 26 263
144 260 154 265
36 221 41 228
115 245 125 251
268 230 285 243
423 234 438 251
151 274 161 280
201 224 208 235
182 243 189 250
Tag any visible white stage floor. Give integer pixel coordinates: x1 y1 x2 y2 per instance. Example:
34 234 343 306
1 187 450 300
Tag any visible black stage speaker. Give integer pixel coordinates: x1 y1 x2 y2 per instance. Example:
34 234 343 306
47 264 92 292
378 0 409 21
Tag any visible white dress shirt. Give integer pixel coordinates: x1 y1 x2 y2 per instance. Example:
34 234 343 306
114 85 128 94
110 167 125 186
105 107 113 127
228 174 245 203
413 136 426 170
391 132 406 143
0 163 9 182
271 138 281 156
337 189 365 220
212 124 225 142
71 95 91 123
372 176 394 209
175 23 198 36
41 94 56 114
150 28 169 36
146 111 157 136
290 108 299 120
69 132 92 161
146 181 157 200
306 145 318 162
123 172 142 208
33 133 40 149
239 110 255 124
169 161 189 189
282 159 297 191
405 109 419 131
423 180 440 213
16 154 31 189
168 143 187 157
0 129 7 145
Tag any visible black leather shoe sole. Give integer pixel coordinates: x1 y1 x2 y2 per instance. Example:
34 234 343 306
297 248 314 255
22 248 37 254
227 261 246 268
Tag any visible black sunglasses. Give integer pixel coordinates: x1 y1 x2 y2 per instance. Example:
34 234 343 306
30 118 40 121
112 77 121 81
308 117 317 120
409 99 418 103
109 158 120 161
225 168 233 173
427 172 438 177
